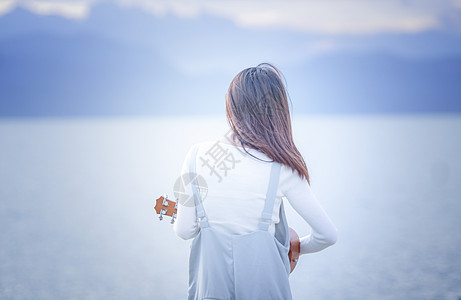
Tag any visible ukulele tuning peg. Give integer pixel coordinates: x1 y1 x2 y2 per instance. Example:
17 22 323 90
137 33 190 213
162 193 169 206
171 212 177 224
159 208 167 221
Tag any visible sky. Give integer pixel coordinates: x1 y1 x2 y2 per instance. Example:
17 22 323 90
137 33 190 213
0 0 460 116
1 0 460 34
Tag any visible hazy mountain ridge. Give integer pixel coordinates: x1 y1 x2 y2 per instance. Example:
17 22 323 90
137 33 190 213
285 52 461 114
1 3 460 116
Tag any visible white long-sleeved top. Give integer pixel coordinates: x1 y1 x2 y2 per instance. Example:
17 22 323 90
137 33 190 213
173 138 338 254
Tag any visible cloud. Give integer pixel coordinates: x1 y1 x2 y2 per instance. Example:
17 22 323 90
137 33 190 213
113 0 461 34
197 0 437 34
2 0 460 34
0 0 16 15
116 0 201 18
0 0 91 18
25 1 90 19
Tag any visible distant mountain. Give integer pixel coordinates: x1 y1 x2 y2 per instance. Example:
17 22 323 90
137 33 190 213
0 3 460 117
0 32 231 116
285 52 461 114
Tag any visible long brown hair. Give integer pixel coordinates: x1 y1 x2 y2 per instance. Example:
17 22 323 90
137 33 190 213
225 63 310 184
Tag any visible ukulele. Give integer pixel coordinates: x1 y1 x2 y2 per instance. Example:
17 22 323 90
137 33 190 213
154 194 300 273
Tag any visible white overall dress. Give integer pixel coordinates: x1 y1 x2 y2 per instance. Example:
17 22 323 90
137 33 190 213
187 144 293 300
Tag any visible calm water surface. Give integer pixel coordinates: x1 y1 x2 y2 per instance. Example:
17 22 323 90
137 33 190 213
0 115 460 299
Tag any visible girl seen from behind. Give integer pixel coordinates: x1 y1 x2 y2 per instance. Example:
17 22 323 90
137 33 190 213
174 63 338 300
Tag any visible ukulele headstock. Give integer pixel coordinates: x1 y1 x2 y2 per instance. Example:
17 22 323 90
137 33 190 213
154 194 178 224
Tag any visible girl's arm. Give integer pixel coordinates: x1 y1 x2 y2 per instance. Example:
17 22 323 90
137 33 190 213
281 167 338 254
173 144 200 240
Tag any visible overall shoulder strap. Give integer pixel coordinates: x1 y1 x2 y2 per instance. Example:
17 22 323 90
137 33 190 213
189 144 210 228
258 162 282 231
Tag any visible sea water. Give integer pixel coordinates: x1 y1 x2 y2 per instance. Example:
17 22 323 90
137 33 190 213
0 114 460 300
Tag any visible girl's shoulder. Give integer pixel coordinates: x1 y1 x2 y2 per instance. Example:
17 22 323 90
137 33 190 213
192 139 272 161
279 163 311 196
